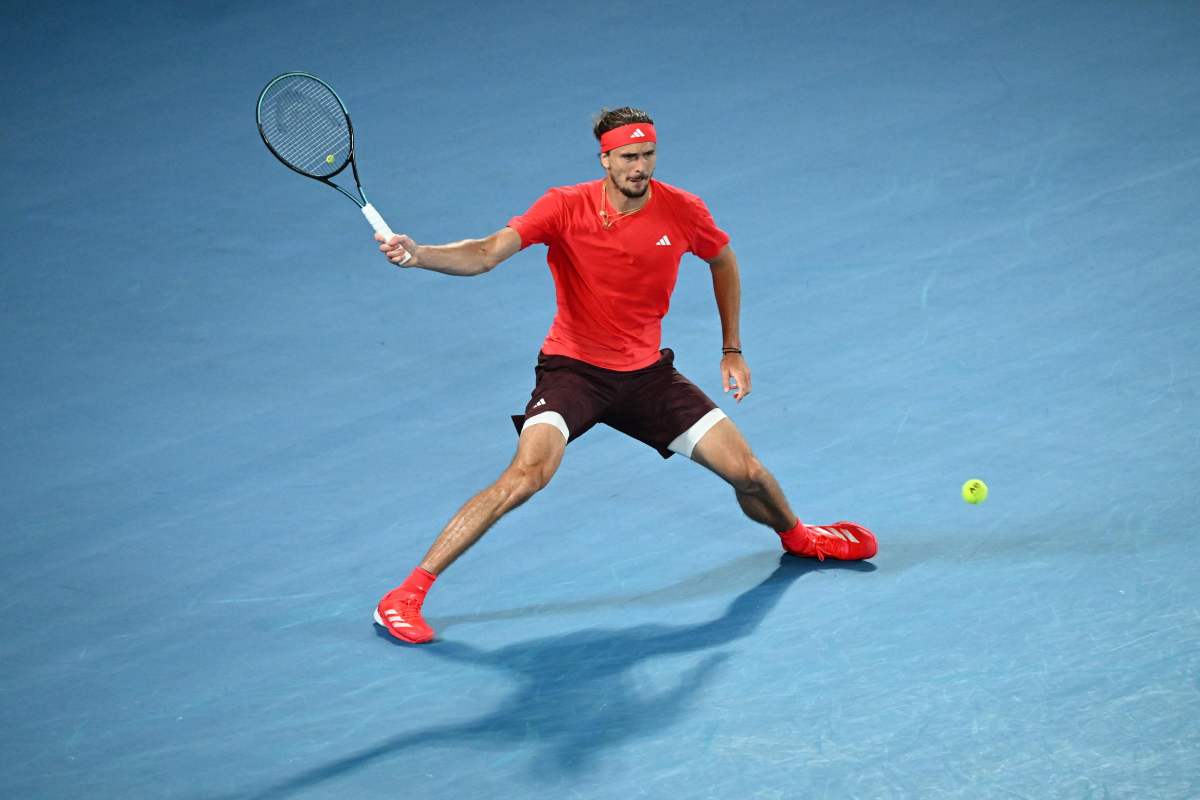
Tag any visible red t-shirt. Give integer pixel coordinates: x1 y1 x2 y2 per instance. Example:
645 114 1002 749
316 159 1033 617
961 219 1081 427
507 179 730 371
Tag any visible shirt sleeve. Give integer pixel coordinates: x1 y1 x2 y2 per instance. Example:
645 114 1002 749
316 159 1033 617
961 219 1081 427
685 194 731 260
507 188 566 250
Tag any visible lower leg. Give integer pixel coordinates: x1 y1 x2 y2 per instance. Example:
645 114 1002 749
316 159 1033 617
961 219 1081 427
733 468 797 533
688 420 876 560
419 423 566 575
418 474 535 574
690 419 797 532
376 424 566 643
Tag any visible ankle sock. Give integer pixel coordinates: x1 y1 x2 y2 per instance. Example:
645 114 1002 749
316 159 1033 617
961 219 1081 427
400 567 437 598
777 519 805 537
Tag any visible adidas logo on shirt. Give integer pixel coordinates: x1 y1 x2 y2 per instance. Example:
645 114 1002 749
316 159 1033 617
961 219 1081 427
532 398 546 408
629 128 646 138
656 235 671 246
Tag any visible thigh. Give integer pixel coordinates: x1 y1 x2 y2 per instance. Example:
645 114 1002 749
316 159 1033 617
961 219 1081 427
511 419 568 485
688 416 756 482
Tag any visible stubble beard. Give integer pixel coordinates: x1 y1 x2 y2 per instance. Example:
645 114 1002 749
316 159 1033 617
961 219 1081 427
616 174 651 199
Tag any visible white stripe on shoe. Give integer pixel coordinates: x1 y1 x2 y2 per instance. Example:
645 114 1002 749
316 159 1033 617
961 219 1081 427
810 526 859 543
383 611 413 628
376 609 414 628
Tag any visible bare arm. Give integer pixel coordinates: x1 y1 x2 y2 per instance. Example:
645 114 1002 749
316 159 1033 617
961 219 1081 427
375 227 523 276
707 244 751 401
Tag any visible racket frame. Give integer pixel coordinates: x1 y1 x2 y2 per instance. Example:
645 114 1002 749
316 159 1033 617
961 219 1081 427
256 71 405 261
255 71 371 208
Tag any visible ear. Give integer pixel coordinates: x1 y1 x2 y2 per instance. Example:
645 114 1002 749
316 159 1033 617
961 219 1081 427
599 151 610 169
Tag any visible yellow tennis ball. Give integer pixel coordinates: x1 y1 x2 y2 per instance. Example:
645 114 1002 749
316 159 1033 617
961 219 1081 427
325 154 335 164
962 479 988 504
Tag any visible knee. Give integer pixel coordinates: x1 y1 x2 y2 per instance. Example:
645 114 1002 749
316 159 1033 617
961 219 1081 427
497 463 553 505
730 455 772 495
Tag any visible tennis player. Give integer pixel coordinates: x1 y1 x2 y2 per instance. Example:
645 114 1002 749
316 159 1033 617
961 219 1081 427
373 108 876 644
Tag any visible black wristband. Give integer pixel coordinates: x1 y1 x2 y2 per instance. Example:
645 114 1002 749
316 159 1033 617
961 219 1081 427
722 347 742 355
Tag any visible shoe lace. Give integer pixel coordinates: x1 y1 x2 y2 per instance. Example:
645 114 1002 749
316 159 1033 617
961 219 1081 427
806 535 828 561
805 526 845 561
399 595 425 617
384 591 425 621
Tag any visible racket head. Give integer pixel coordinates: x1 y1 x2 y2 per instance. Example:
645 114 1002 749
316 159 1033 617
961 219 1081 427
256 72 355 181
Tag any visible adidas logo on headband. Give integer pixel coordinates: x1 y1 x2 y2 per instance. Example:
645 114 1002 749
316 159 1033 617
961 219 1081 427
600 123 658 152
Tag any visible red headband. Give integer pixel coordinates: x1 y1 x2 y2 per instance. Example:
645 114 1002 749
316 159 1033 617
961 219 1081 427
599 123 656 153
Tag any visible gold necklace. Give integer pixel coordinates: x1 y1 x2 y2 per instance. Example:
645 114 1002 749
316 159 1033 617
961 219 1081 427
598 181 651 230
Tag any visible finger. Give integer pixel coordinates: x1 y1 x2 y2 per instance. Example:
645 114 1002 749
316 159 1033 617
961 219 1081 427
728 369 742 401
391 241 414 264
739 370 752 399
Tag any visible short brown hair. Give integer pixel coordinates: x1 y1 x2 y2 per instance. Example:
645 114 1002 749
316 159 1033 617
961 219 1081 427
593 107 654 141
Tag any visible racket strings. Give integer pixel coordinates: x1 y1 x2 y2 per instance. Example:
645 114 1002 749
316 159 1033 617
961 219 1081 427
259 76 351 177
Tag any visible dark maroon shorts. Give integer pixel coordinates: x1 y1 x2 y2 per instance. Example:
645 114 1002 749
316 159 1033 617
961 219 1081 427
510 349 720 459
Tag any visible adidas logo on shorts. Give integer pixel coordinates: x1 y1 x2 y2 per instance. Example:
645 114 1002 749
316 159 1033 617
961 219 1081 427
533 398 546 408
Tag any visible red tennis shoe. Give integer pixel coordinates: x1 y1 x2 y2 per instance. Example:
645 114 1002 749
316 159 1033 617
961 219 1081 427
780 521 877 561
374 587 435 644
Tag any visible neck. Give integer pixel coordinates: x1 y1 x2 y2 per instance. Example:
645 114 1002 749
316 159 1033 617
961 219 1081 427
604 177 650 214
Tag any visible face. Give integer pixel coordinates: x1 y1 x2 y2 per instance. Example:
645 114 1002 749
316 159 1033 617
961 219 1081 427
600 142 657 198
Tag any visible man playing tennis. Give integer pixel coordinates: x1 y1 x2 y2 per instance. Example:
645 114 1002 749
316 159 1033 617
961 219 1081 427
373 108 876 644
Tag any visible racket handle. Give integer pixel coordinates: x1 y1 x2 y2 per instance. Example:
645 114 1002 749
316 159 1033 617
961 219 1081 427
362 203 411 266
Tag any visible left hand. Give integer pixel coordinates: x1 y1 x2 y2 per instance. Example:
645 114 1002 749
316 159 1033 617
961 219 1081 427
721 353 751 402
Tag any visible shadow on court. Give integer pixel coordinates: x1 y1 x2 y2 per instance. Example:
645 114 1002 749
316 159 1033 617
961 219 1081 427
223 554 875 799
432 549 787 630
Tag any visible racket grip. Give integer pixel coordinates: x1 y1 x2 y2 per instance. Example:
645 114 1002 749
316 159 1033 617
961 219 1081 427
362 203 411 265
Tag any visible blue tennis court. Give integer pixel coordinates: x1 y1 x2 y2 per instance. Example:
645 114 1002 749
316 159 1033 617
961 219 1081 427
3 1 1198 797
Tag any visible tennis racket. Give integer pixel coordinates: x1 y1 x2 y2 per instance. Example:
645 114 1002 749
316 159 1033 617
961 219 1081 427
256 71 410 264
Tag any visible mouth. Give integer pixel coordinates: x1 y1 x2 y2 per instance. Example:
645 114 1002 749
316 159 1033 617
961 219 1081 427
615 175 650 199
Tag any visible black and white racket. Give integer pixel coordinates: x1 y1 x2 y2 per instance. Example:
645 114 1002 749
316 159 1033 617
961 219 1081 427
256 71 409 264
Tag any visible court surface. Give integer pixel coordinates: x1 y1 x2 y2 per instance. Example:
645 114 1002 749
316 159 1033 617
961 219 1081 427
2 2 1198 798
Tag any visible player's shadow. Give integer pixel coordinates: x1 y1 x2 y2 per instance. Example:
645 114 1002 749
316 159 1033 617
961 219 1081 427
431 550 783 630
231 554 874 800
